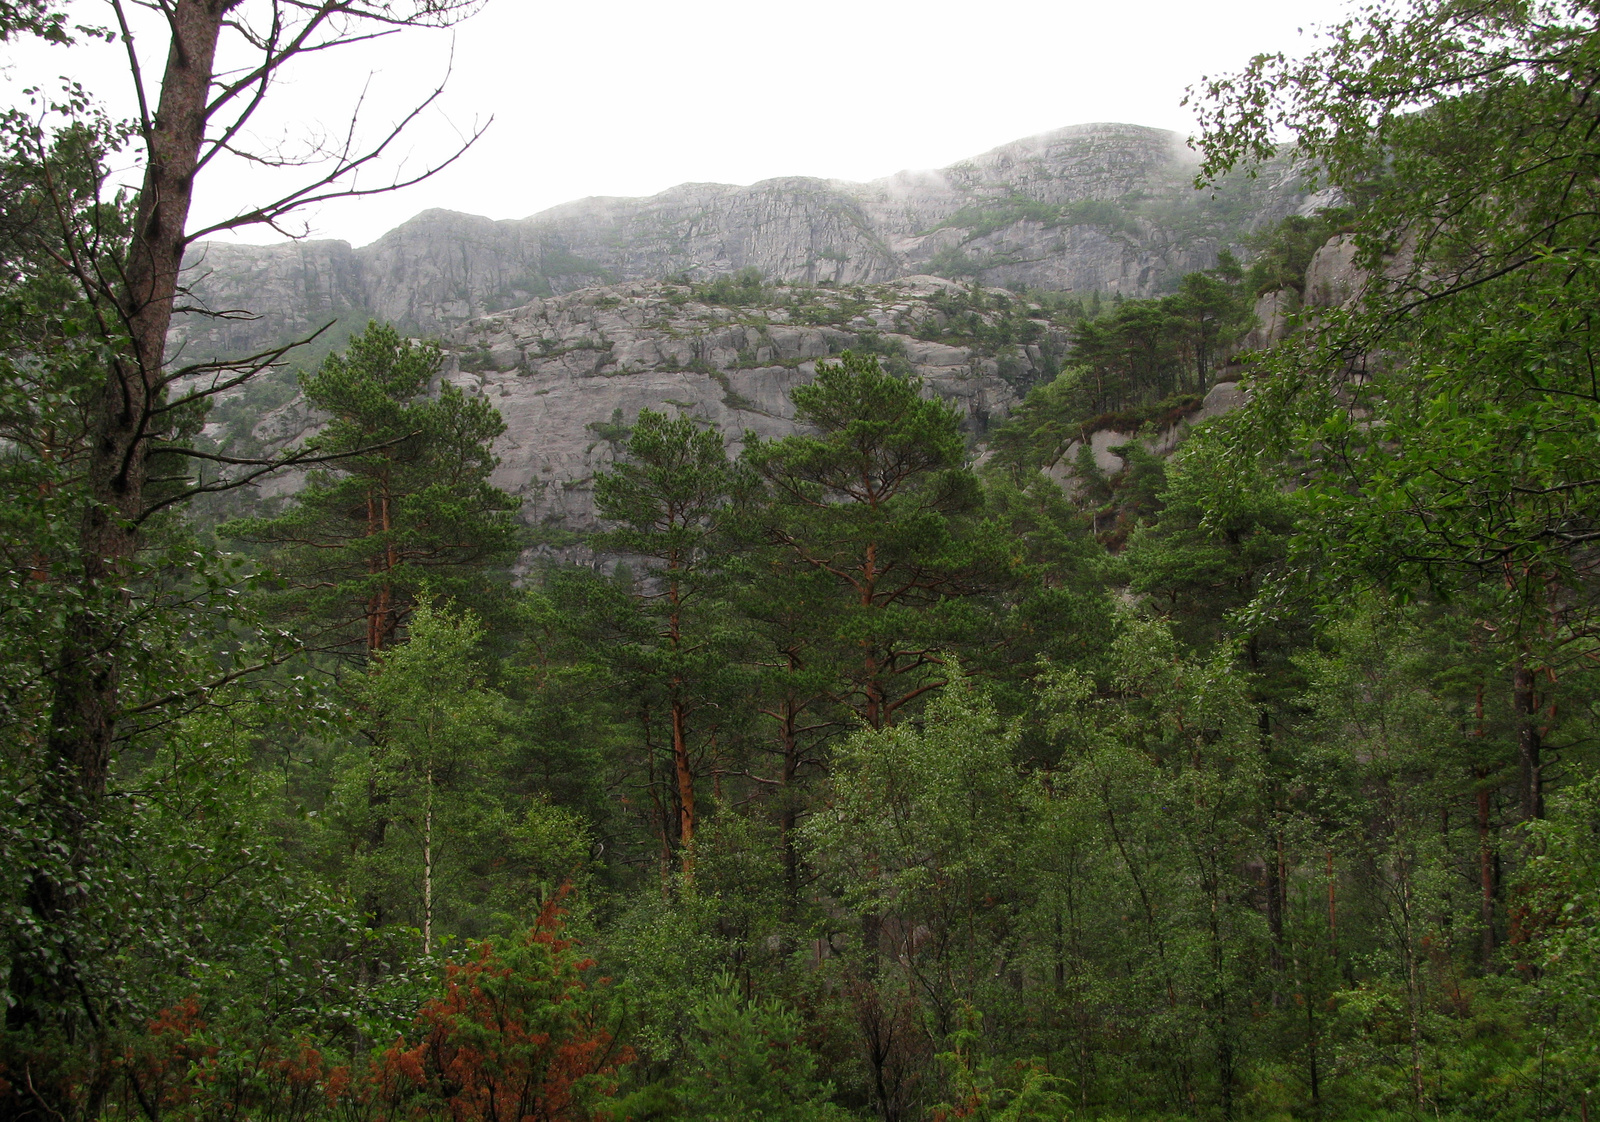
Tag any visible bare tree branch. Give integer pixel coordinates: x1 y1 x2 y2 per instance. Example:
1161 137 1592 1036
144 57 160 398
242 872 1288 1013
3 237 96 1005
109 0 155 141
183 64 489 243
152 320 336 403
134 429 418 523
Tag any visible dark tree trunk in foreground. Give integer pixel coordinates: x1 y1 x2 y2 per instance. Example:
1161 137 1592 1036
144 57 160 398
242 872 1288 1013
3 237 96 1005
9 4 483 1107
10 9 234 1112
47 0 229 816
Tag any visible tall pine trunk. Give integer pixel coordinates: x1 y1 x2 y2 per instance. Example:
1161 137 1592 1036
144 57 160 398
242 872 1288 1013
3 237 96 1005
778 691 801 918
1512 660 1544 822
665 567 696 874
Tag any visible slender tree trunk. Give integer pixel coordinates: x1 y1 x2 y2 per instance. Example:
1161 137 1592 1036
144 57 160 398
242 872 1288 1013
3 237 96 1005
642 706 673 890
1513 659 1544 821
367 476 398 653
666 572 695 874
362 743 392 928
860 541 883 728
778 693 800 918
670 694 695 859
1406 927 1425 1108
1396 850 1426 1110
1469 683 1498 967
367 488 381 650
1265 833 1285 972
1261 712 1286 986
1306 996 1321 1109
1326 849 1338 959
1295 920 1323 1114
1206 860 1235 1119
359 469 396 930
860 910 883 978
1476 778 1497 968
1439 803 1454 940
423 763 433 955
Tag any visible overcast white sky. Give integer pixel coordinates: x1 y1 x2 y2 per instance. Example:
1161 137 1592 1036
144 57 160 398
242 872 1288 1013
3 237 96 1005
4 0 1353 248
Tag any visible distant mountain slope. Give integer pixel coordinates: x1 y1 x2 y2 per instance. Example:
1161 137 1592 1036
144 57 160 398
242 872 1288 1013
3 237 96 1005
223 274 1072 541
171 123 1315 363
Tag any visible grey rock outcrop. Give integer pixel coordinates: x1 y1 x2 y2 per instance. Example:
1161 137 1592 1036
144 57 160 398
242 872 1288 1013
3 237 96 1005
1304 235 1364 309
1240 289 1296 352
174 123 1315 361
239 275 1067 544
452 277 1056 534
1040 379 1249 496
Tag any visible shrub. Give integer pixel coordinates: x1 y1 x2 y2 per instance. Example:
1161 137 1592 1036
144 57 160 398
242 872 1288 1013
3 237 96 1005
374 895 628 1122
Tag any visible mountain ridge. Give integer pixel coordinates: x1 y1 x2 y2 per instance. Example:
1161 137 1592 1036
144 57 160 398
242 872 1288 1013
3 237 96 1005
171 122 1316 364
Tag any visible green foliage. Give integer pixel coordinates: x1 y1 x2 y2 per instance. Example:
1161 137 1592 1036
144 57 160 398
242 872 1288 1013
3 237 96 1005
848 330 916 378
540 242 616 284
344 601 524 940
594 408 734 565
694 266 769 307
983 255 1255 544
18 5 1600 1119
928 245 983 279
743 351 998 727
668 973 843 1122
933 1007 1073 1121
1191 0 1600 633
805 678 1033 972
0 0 74 43
589 408 745 868
990 259 1249 467
916 284 1048 353
1 705 437 1119
784 286 872 326
1524 772 1600 1093
1243 210 1354 297
224 321 520 654
1122 437 1300 656
932 193 1133 241
587 406 634 448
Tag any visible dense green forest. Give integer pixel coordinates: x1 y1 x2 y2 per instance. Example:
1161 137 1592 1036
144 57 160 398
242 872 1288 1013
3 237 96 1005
5 1 1600 1120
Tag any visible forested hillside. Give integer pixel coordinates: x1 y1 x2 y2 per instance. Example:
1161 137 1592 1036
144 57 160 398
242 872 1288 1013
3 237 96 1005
4 2 1600 1121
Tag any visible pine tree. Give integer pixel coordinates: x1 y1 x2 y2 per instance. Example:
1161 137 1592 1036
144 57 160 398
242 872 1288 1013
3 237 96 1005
591 408 741 871
227 322 519 656
742 352 996 728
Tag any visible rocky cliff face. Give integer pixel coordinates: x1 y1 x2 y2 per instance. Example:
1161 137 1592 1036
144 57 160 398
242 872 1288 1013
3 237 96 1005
234 274 1068 544
174 123 1315 362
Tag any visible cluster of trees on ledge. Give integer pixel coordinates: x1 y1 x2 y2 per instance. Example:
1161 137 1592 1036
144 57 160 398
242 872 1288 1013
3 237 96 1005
6 0 1600 1120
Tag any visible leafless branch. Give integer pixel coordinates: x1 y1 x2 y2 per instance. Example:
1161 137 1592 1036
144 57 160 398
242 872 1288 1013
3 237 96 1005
134 430 418 523
187 99 489 243
152 320 336 405
109 0 154 141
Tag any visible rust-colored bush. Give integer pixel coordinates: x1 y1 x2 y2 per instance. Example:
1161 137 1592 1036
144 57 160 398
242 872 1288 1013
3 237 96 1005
373 896 628 1122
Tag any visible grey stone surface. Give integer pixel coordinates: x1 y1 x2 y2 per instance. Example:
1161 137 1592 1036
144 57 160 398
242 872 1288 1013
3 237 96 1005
1198 379 1247 422
172 123 1313 361
1242 289 1295 350
249 277 1065 549
1304 235 1364 309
